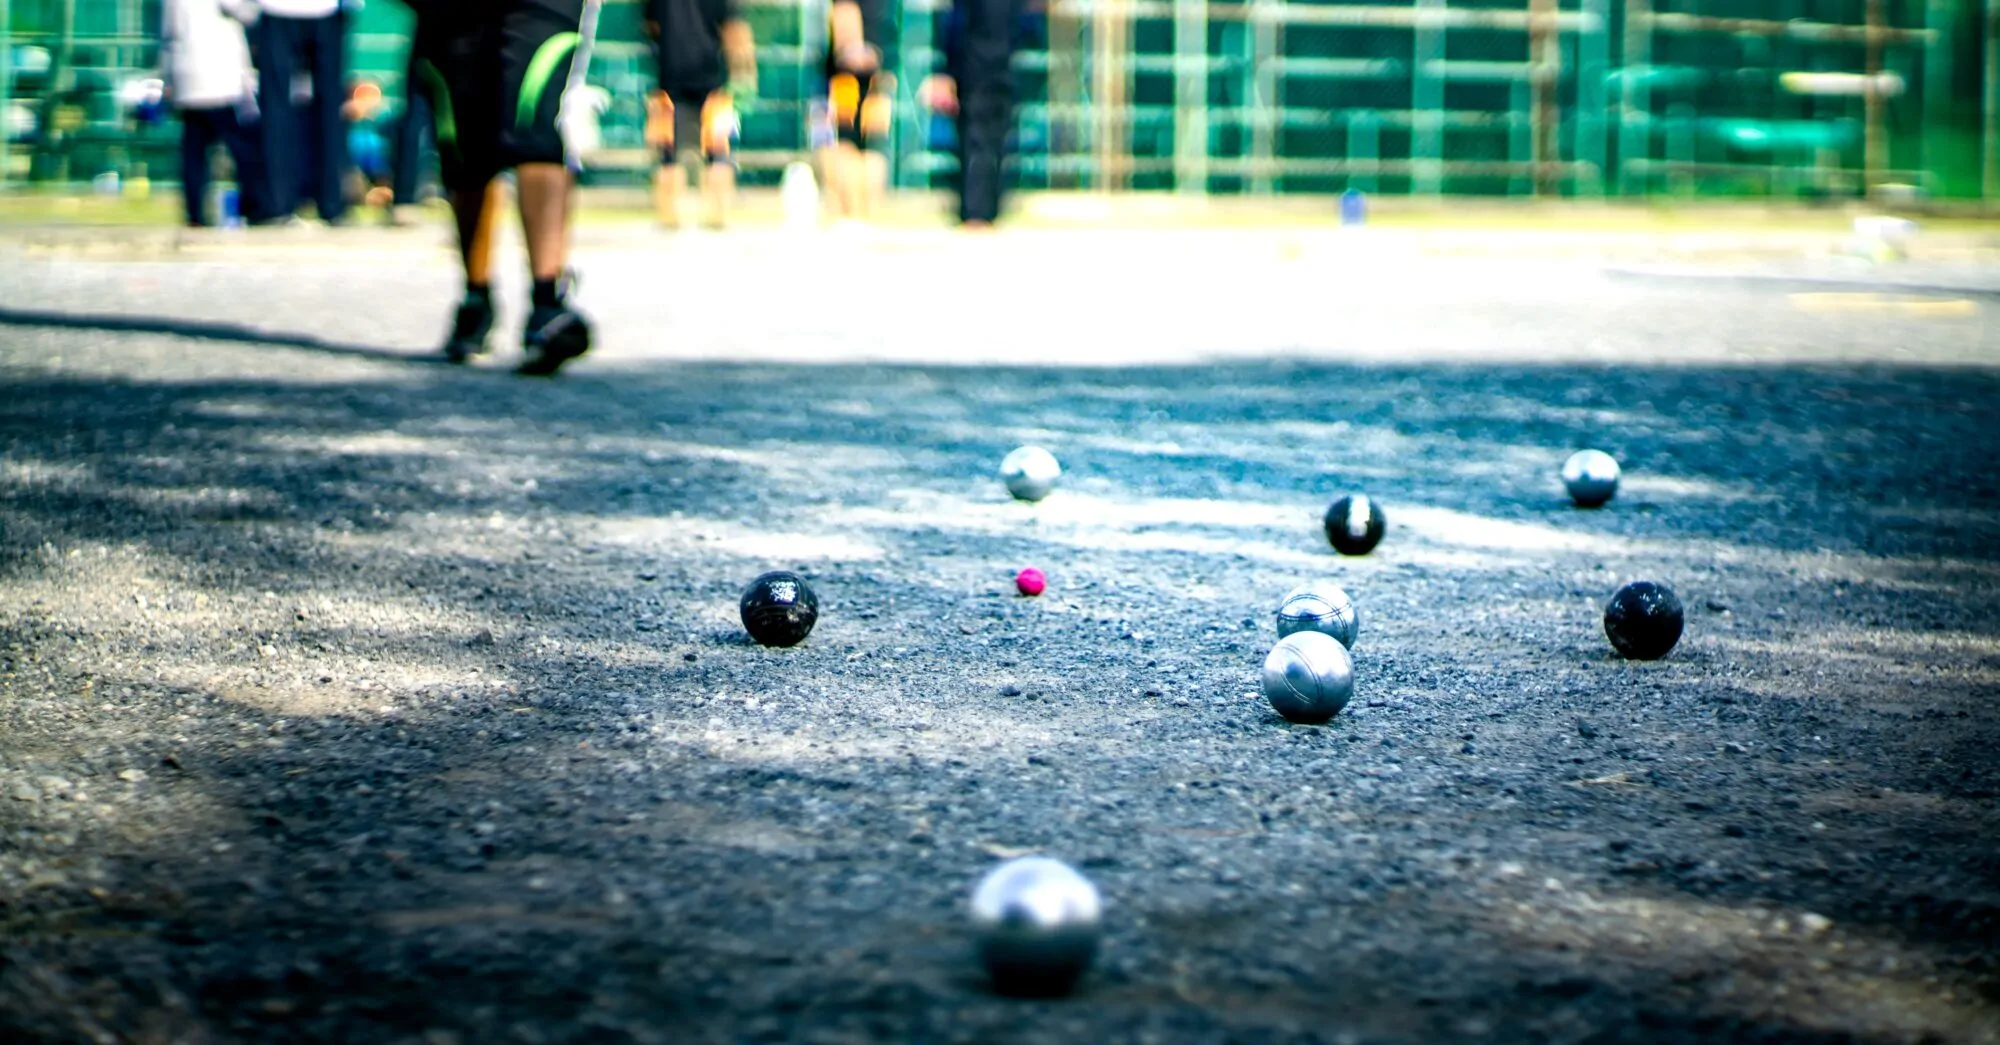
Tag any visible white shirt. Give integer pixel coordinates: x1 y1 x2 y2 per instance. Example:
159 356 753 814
162 0 259 109
256 0 341 17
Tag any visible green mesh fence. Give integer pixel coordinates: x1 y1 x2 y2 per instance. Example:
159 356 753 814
2 0 1993 198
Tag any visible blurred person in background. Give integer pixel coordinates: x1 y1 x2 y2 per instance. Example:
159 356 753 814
161 0 267 227
815 0 894 223
388 71 435 224
342 78 398 218
643 0 755 230
252 0 349 224
406 0 601 375
923 0 1021 228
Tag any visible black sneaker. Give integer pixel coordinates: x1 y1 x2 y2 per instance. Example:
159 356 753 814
516 300 592 376
442 295 495 364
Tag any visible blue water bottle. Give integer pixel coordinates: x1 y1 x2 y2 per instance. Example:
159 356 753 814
1339 189 1367 226
221 187 243 228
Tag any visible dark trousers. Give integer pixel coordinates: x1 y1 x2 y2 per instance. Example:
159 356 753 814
954 0 1020 224
255 11 348 222
392 88 434 205
178 105 263 226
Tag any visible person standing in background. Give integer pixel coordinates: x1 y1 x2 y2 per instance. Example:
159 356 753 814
407 0 602 375
162 0 267 226
644 0 755 230
252 0 349 224
923 0 1021 228
388 72 434 223
815 0 894 223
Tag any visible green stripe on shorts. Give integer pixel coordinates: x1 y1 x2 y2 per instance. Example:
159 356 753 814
416 60 458 156
516 32 581 130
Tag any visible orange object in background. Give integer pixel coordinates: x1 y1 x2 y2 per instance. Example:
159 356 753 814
829 73 860 127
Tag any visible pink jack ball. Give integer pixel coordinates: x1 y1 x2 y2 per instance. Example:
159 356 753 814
1016 568 1047 597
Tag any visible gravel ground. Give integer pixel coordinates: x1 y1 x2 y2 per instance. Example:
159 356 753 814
1 224 1997 1044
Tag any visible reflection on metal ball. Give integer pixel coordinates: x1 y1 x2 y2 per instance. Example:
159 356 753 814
1261 630 1354 724
1275 581 1359 649
971 856 1101 996
1562 449 1621 508
1000 446 1062 502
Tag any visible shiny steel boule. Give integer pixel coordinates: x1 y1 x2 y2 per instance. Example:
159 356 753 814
1562 449 1621 508
1261 630 1354 724
1274 581 1359 648
970 856 1101 996
999 446 1062 502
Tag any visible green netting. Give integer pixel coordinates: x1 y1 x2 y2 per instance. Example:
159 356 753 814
2 0 1991 198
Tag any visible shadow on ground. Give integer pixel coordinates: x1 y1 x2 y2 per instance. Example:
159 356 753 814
2 338 1997 1043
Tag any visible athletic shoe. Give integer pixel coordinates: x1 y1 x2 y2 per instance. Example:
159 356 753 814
442 294 495 364
516 300 592 376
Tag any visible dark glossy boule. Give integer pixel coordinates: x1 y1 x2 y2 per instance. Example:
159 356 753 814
1323 494 1386 556
740 571 818 647
1604 580 1683 660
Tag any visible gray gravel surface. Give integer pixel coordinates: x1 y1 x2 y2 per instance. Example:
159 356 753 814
1 229 1998 1044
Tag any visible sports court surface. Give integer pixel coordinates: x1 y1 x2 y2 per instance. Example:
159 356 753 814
1 204 1997 1042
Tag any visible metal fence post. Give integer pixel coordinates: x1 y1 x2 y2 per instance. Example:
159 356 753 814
1618 0 1651 196
1864 0 1885 195
0 0 12 190
1527 0 1558 196
1250 0 1276 195
1922 0 1949 188
1412 0 1443 195
1172 0 1207 194
1987 0 1998 199
1577 0 1609 196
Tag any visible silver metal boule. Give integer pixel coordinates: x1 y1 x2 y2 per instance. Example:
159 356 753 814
999 446 1062 502
1274 581 1359 648
970 856 1101 995
1261 631 1355 724
1562 449 1621 507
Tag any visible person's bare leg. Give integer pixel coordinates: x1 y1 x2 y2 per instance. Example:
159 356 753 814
834 143 865 220
515 161 570 282
703 161 736 229
442 179 504 361
514 161 591 374
860 149 887 222
451 179 504 282
815 146 846 220
653 162 685 228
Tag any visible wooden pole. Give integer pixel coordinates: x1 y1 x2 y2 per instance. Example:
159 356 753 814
1093 0 1130 189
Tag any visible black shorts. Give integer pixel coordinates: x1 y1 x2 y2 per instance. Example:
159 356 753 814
666 87 707 160
410 0 600 192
